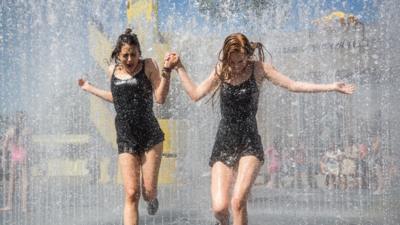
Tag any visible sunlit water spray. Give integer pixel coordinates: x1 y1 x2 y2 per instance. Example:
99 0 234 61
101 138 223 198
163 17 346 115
1 1 399 225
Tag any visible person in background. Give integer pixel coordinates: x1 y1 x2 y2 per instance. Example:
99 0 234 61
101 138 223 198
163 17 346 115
293 141 307 189
368 134 385 195
341 135 359 190
264 137 282 188
320 143 341 190
0 111 31 212
357 142 369 190
386 153 399 189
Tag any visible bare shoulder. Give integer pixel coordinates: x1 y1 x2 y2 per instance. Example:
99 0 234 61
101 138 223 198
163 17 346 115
108 64 115 72
253 61 268 83
209 62 222 82
214 62 222 76
144 58 158 69
107 64 116 79
143 58 159 77
215 62 222 72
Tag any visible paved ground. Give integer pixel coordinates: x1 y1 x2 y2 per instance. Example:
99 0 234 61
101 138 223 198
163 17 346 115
1 179 399 225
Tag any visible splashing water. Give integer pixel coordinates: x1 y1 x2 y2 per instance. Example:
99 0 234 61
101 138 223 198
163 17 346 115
1 1 399 225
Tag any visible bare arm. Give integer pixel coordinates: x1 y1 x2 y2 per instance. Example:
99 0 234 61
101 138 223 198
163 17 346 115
145 58 170 104
260 62 355 94
79 80 113 102
166 53 220 102
175 65 220 102
77 66 114 103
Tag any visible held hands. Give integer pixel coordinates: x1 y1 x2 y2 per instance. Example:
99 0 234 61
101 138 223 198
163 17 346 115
333 82 356 94
161 53 174 79
164 52 182 71
161 52 181 79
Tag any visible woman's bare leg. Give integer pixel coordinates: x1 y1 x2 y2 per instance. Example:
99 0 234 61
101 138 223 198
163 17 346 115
119 153 142 225
140 143 163 214
211 161 234 225
231 156 262 225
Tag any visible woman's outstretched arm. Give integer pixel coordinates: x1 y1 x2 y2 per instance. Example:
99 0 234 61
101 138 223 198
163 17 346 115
78 65 114 102
78 79 113 102
260 62 355 94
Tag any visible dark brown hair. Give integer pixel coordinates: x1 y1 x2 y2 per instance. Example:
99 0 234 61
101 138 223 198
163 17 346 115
110 28 142 64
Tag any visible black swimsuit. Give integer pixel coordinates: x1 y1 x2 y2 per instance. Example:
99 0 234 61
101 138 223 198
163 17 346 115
209 63 264 167
110 60 164 154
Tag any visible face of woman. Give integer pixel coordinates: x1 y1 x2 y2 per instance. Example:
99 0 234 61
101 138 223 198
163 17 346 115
118 44 140 73
228 52 248 74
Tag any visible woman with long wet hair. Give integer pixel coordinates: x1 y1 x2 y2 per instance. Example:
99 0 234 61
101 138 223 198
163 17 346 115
165 33 355 225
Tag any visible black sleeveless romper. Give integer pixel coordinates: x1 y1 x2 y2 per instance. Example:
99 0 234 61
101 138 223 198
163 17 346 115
209 63 264 167
110 60 164 154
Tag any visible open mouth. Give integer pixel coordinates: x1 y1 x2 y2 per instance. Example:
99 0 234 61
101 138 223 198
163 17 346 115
126 64 135 71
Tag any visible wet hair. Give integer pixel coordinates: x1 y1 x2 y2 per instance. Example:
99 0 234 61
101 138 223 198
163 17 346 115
110 28 142 64
216 33 265 82
209 33 270 105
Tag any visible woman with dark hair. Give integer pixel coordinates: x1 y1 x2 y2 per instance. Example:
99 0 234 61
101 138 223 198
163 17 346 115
165 33 355 225
79 28 171 225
